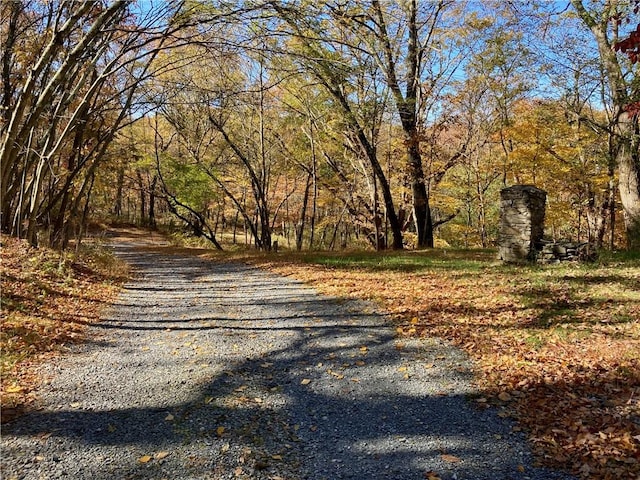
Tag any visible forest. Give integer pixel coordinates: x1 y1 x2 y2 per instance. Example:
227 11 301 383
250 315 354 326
2 2 640 478
1 0 639 252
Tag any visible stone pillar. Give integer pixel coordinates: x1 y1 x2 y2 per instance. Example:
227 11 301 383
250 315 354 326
498 185 547 263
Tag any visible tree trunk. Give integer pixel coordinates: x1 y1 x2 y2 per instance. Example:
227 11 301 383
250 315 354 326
296 172 311 251
371 0 435 248
149 175 157 229
617 120 640 249
76 171 96 252
571 0 640 250
348 111 403 249
608 163 617 250
476 173 488 248
136 170 146 226
310 148 318 249
114 163 125 217
408 145 433 248
1 1 21 122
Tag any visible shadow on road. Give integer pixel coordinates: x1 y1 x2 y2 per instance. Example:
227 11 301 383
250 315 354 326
3 245 575 480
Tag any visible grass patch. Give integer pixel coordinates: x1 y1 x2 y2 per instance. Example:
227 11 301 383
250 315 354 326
298 249 495 273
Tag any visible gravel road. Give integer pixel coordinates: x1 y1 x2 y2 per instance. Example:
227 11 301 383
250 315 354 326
1 241 576 480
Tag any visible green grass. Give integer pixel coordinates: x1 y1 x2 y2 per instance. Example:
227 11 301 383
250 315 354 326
296 248 497 273
596 249 640 265
285 247 640 274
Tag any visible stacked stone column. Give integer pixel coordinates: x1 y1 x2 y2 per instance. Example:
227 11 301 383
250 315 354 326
498 185 546 263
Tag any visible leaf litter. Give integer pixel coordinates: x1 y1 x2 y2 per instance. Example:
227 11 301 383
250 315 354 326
249 251 640 479
0 234 127 422
3 232 637 478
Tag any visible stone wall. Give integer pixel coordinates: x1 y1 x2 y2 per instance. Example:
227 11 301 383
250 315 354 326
498 185 547 263
537 240 597 263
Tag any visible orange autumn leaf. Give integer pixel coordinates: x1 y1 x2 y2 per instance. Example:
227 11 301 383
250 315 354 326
441 454 461 463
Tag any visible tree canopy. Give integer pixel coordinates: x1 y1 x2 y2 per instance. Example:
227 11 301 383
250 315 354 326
1 0 638 251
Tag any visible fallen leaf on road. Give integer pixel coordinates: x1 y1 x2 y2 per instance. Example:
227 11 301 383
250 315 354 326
441 454 461 463
498 391 512 402
155 451 170 460
138 455 152 463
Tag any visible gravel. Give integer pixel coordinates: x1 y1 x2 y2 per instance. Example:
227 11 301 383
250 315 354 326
1 242 576 480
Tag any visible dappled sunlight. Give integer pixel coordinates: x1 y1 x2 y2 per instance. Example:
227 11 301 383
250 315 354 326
252 250 640 478
3 241 574 480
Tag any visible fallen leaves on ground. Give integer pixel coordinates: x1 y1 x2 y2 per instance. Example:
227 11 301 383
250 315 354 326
0 234 128 422
6 230 636 478
246 250 640 480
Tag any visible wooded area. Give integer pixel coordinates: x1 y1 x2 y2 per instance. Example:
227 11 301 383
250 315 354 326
1 0 639 251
